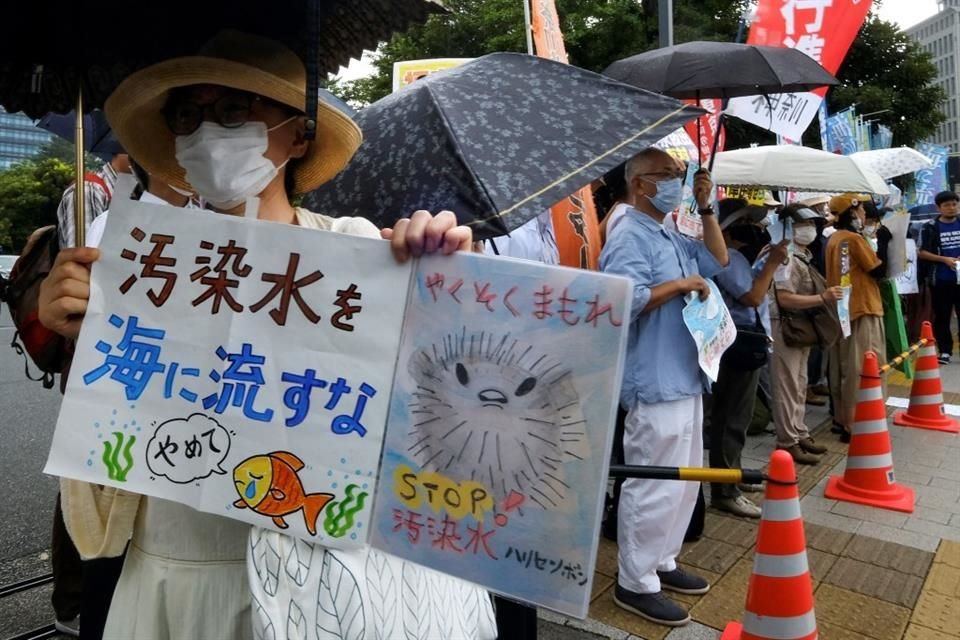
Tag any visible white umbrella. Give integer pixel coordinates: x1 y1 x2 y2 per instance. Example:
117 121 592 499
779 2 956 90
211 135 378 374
711 145 890 195
850 147 934 180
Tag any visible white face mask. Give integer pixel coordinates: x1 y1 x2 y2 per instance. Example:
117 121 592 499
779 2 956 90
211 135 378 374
793 226 817 246
175 118 294 210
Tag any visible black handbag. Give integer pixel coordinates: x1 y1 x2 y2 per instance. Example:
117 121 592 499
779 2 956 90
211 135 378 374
722 309 771 371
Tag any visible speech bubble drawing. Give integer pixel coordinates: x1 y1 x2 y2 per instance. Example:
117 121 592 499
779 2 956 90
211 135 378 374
145 413 232 484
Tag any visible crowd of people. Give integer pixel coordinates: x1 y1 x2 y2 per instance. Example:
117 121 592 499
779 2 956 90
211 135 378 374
23 25 960 640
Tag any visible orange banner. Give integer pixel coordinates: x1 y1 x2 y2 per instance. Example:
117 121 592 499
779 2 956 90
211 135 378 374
530 0 601 270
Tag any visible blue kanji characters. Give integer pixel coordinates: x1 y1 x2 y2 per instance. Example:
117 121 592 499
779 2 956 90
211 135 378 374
281 368 327 427
329 379 376 437
84 314 166 401
279 371 375 436
163 362 200 402
203 343 274 422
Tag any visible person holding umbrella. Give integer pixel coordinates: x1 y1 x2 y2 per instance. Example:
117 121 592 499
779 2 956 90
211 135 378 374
600 147 727 627
39 30 495 640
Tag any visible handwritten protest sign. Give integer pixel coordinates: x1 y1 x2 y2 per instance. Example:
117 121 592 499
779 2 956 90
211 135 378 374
894 239 919 295
838 240 852 338
371 253 631 618
45 199 632 617
682 279 735 382
45 199 410 547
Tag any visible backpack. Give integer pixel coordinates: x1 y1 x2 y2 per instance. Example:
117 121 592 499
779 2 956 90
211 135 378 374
1 225 67 388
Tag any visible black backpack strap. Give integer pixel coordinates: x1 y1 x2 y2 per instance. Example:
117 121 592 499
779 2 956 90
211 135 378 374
9 331 55 389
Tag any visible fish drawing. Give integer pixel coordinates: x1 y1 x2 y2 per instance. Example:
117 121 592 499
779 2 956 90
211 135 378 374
232 451 333 535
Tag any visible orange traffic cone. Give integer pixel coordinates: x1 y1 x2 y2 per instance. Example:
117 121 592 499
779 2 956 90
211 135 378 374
825 351 915 513
721 449 816 640
894 321 960 433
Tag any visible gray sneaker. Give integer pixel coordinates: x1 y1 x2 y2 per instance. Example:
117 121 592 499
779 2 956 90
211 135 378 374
713 495 762 518
614 585 690 626
657 567 711 595
55 616 80 637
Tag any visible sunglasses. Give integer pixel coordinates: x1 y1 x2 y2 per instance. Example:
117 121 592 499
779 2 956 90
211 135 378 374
163 90 297 136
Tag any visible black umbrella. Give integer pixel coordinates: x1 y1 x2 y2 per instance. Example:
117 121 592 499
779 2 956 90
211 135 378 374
36 110 122 161
0 0 445 118
602 41 838 101
0 0 442 247
305 53 704 240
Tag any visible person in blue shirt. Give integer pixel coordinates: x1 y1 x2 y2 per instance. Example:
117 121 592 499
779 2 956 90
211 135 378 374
709 200 789 519
599 148 728 627
919 190 960 363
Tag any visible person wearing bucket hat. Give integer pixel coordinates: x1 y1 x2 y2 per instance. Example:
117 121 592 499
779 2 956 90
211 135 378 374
825 193 887 442
38 30 492 640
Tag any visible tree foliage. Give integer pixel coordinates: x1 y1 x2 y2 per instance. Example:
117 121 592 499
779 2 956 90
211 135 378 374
332 0 748 106
829 17 946 148
331 2 944 151
0 159 73 252
35 136 104 171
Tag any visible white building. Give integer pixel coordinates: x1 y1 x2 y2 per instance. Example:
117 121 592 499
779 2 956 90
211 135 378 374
907 1 960 152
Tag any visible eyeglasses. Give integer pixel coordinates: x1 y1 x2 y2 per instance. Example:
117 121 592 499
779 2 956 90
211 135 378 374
639 168 685 181
163 91 293 136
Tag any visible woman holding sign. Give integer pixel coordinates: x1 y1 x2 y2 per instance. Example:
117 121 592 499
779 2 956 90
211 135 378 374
39 31 495 640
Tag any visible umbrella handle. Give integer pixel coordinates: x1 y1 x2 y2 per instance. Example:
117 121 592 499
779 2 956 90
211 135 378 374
74 91 86 248
303 0 320 141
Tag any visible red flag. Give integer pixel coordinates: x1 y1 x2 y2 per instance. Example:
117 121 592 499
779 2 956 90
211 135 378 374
682 98 726 165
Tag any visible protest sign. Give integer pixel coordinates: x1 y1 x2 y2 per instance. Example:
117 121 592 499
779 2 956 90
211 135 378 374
676 161 706 238
45 199 632 617
910 143 950 207
392 59 472 92
727 0 872 140
839 240 852 338
894 239 919 295
371 252 630 618
46 199 410 547
682 279 735 382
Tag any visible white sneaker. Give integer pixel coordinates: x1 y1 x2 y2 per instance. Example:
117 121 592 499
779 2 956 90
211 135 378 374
714 495 762 518
55 615 80 637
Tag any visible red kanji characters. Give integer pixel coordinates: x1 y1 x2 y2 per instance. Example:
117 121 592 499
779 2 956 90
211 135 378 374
584 294 623 327
392 509 424 544
250 253 323 326
558 287 580 326
431 515 464 553
533 284 554 319
119 227 177 306
191 239 252 314
473 282 497 312
330 284 362 332
463 521 498 559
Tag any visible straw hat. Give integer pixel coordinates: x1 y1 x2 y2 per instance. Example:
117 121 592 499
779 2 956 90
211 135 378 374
105 30 362 195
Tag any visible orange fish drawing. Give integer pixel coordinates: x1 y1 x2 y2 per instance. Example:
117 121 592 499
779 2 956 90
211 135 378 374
232 451 333 535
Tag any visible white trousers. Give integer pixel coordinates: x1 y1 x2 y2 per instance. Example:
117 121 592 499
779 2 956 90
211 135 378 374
617 395 703 594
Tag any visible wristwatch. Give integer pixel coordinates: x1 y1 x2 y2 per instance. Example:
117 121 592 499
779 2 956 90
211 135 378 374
698 205 715 215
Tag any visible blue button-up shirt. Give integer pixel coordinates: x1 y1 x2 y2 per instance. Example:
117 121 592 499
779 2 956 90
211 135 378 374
716 248 770 334
600 207 722 406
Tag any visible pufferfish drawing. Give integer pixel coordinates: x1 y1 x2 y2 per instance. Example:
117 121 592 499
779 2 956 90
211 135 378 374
406 329 589 510
232 451 333 535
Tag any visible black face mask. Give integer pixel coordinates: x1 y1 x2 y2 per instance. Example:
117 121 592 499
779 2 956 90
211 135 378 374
729 225 770 263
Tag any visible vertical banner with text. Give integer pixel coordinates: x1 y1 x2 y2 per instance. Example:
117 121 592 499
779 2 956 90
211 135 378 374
727 0 872 140
531 0 602 270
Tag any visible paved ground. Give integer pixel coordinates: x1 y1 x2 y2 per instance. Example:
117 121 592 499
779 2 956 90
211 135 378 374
540 356 960 640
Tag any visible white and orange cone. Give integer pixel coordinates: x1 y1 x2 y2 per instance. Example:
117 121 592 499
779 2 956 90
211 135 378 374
894 321 960 433
826 351 915 513
721 449 816 640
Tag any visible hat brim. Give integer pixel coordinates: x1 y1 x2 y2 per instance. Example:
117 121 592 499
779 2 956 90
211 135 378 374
105 56 362 195
720 205 767 230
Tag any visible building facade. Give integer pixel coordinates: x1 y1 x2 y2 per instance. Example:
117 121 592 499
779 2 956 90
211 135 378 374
907 1 960 152
0 108 52 169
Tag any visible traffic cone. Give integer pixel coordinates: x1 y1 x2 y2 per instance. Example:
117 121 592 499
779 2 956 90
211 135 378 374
893 321 960 433
825 351 915 513
720 449 816 640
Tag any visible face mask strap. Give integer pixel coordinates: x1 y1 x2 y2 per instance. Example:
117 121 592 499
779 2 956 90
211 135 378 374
266 115 299 133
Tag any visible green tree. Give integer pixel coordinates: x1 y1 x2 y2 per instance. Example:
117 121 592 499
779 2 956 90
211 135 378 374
35 136 104 171
0 159 73 252
331 0 747 106
828 17 946 148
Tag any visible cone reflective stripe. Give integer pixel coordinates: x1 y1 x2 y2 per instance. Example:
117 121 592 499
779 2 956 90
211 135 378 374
826 351 915 513
721 450 817 640
894 322 960 433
